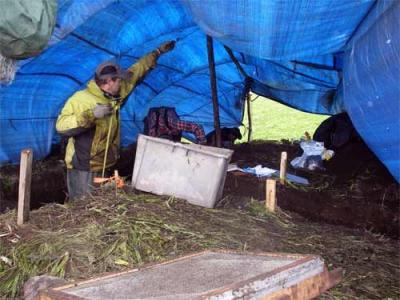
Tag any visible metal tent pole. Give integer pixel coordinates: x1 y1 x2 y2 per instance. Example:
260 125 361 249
206 35 221 147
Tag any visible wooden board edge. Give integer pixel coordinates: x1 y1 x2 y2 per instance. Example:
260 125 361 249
42 250 328 300
38 288 86 300
196 255 321 299
263 268 343 300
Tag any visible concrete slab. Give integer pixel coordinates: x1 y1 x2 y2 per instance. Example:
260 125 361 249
41 251 341 300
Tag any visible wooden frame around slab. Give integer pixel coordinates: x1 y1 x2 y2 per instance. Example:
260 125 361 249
38 250 342 300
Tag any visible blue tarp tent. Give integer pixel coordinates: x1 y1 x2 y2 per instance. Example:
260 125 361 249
0 0 399 181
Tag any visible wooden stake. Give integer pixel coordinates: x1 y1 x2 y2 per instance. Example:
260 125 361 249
114 170 119 197
17 149 33 225
265 179 276 212
280 151 287 185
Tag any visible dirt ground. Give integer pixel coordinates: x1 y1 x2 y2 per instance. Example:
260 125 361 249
2 139 397 237
0 187 399 299
224 140 399 238
0 140 399 299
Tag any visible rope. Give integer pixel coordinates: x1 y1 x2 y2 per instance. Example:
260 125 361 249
223 45 249 79
101 103 120 178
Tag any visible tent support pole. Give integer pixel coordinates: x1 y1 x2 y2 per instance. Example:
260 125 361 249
246 89 252 142
206 35 221 147
223 45 253 142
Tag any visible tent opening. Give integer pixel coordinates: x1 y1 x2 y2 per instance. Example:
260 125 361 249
240 94 329 143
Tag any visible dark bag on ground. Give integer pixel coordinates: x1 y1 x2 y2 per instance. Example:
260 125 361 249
313 113 360 150
206 127 242 148
143 107 182 142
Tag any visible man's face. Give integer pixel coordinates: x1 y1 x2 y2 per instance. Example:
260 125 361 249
107 77 122 95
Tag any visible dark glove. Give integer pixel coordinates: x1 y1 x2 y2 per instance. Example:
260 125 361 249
93 104 112 119
158 41 175 54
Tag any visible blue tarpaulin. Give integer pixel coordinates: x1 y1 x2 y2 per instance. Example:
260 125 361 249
0 0 399 181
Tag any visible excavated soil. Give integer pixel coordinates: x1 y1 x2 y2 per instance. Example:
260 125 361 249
1 140 398 238
0 140 399 299
224 140 399 238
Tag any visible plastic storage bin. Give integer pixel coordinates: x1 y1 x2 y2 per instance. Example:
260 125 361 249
132 134 233 208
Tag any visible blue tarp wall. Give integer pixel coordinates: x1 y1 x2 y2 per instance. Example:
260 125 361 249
0 0 399 181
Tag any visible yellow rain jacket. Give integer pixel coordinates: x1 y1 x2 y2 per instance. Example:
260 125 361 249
56 52 158 172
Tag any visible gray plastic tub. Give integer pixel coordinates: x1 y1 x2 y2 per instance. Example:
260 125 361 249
132 134 233 208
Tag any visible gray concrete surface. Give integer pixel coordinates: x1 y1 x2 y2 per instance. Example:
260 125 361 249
63 252 324 300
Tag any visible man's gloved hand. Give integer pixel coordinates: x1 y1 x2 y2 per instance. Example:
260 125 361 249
158 41 175 54
93 104 112 119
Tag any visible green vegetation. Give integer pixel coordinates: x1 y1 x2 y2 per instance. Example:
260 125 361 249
1 188 399 299
0 191 266 298
241 95 329 141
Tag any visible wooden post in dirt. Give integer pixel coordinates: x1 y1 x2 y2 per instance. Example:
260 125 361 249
265 179 276 212
206 35 221 147
17 149 33 225
280 152 287 185
114 170 119 197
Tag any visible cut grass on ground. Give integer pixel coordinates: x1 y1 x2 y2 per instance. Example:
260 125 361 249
1 189 398 299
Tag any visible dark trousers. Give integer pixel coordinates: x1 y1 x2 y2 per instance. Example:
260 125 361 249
67 169 97 199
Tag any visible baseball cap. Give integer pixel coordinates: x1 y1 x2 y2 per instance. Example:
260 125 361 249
95 61 131 80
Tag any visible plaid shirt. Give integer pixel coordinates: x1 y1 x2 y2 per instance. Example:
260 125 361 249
148 108 206 144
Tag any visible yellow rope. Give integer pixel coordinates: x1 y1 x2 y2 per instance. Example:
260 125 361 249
101 104 119 178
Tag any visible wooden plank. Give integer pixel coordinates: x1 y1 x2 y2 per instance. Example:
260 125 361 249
114 170 119 196
264 268 343 300
280 151 287 185
17 149 33 225
265 179 276 212
38 289 86 300
206 35 221 147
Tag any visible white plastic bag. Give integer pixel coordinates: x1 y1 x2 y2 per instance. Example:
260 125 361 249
291 140 327 171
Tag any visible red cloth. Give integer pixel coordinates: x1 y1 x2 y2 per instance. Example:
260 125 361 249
148 108 206 144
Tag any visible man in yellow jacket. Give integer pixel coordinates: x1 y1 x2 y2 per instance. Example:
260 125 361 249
56 41 175 199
